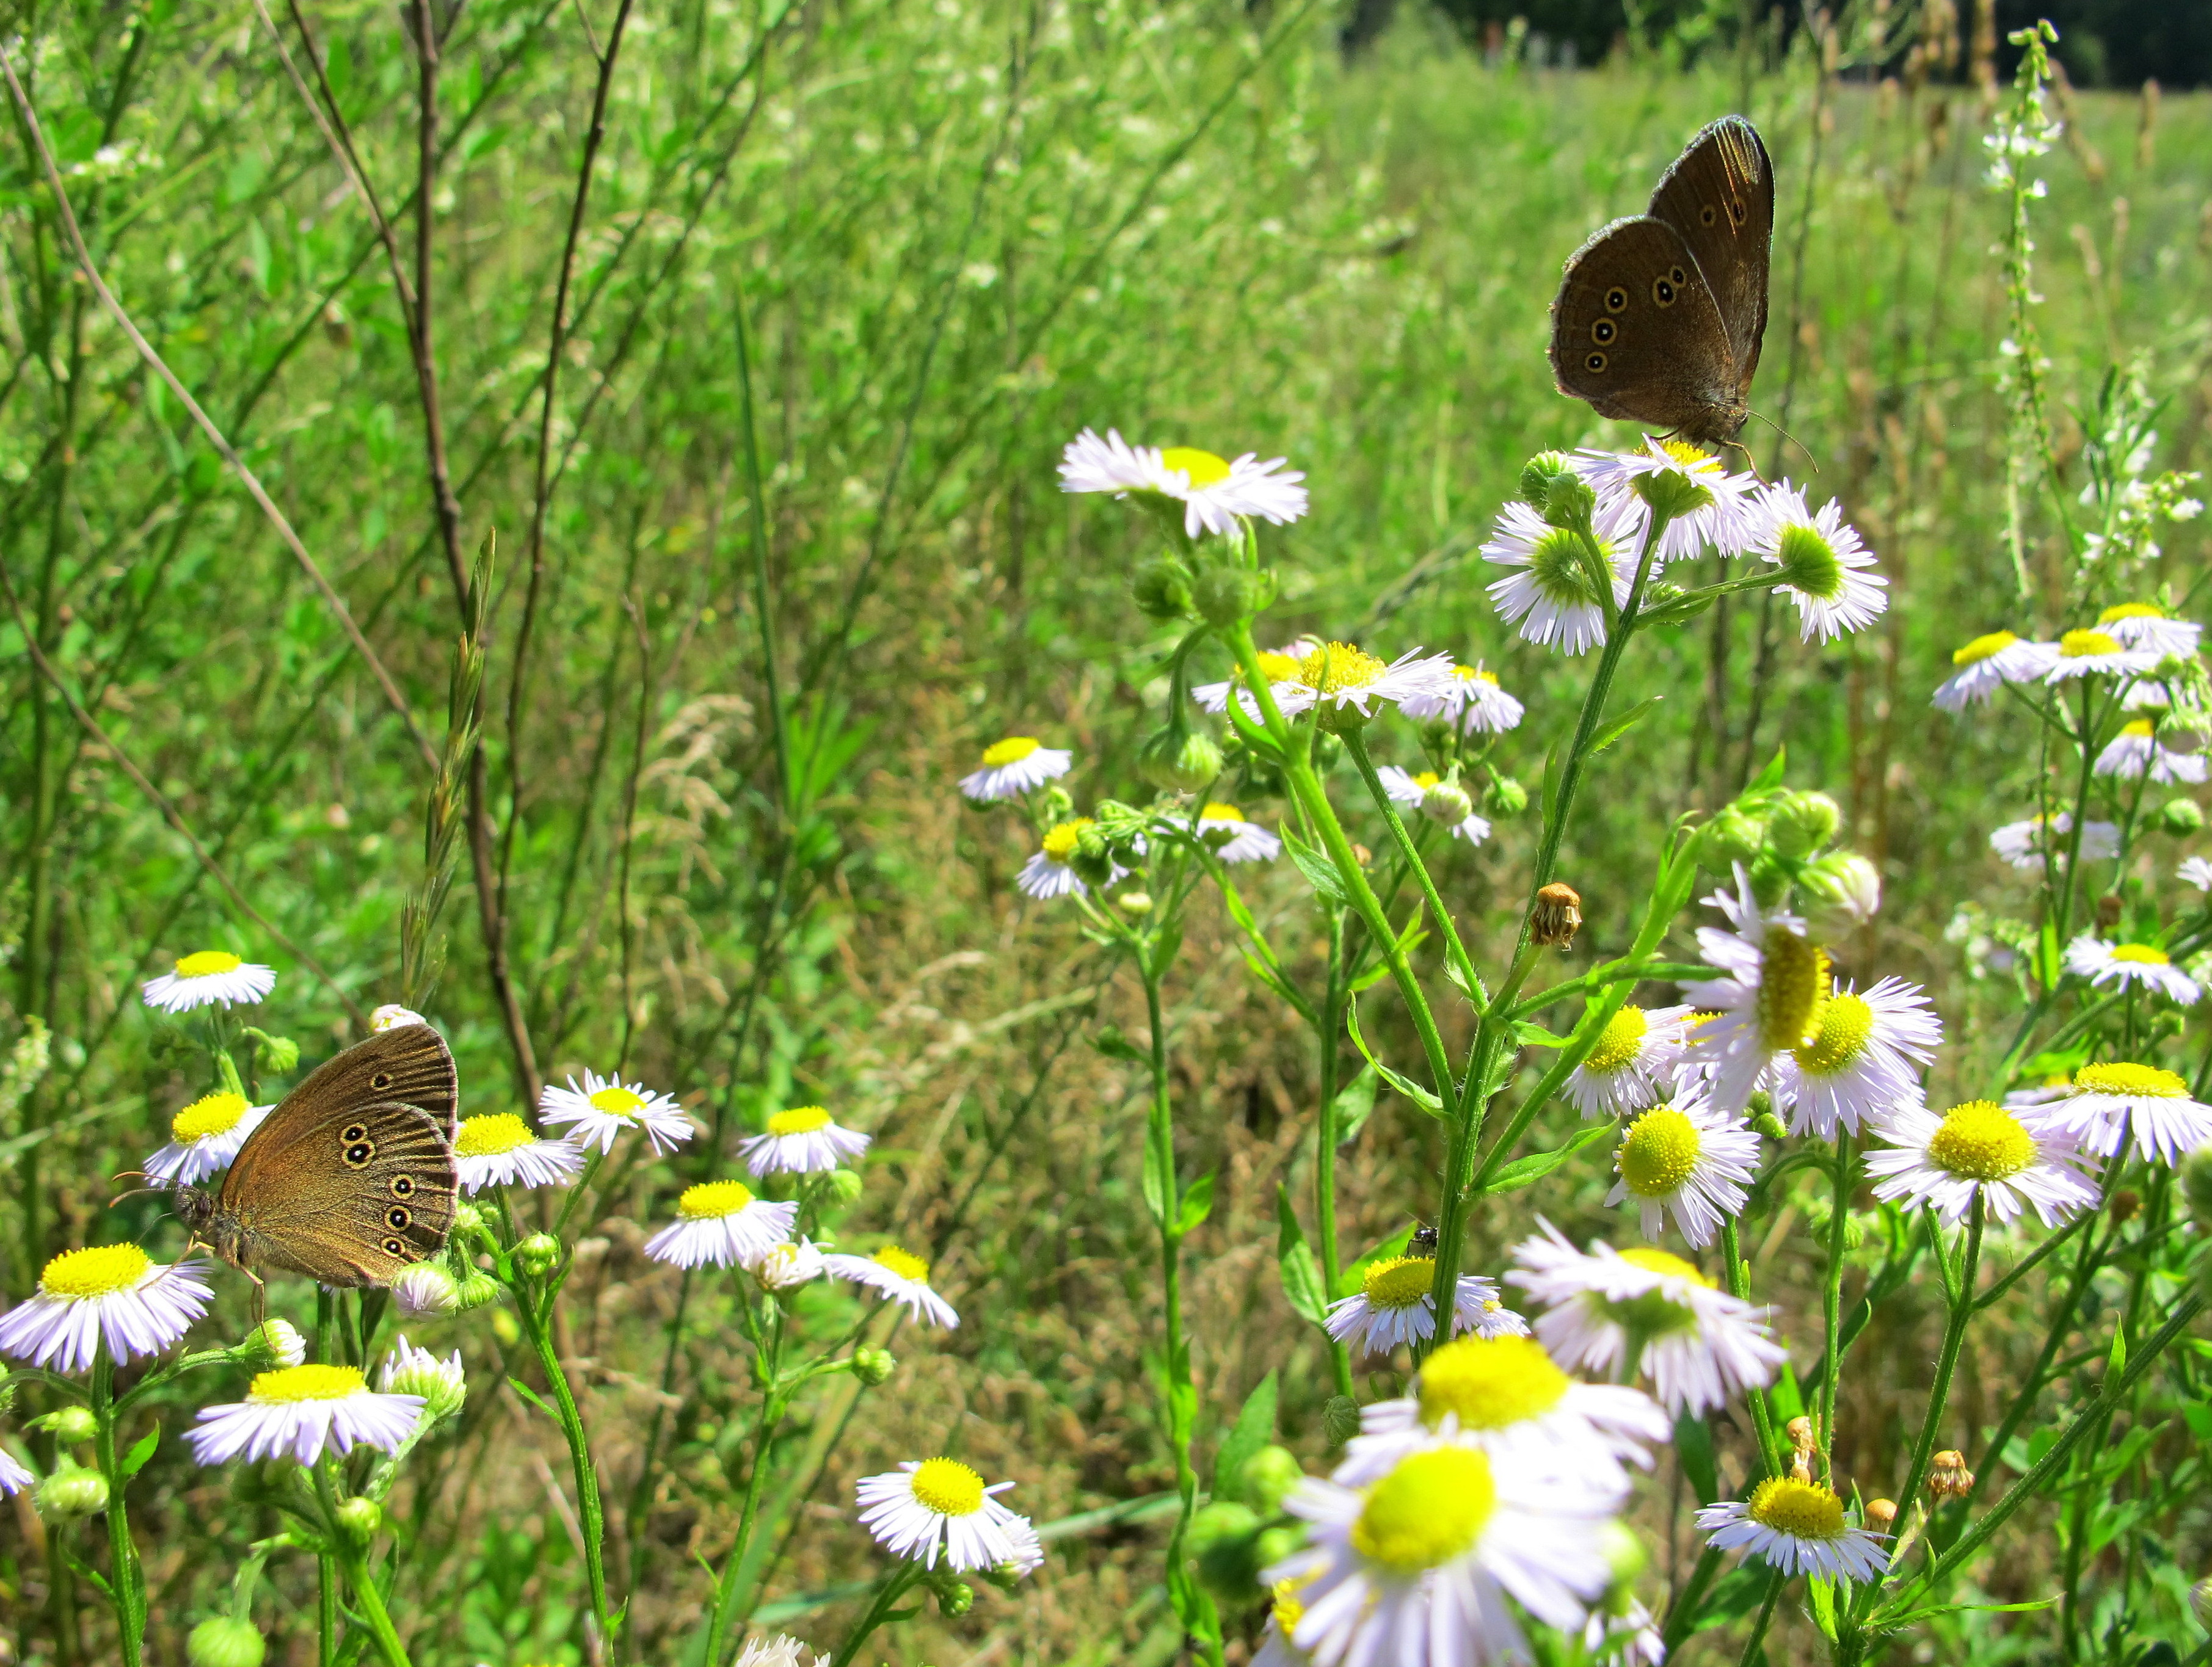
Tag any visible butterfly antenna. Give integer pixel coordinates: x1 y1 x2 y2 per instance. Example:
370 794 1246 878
107 1172 166 1209
1745 409 1818 476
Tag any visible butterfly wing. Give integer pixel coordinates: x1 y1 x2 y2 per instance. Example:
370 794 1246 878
277 1025 459 1138
219 1100 457 1288
1549 214 1742 438
1645 115 1773 395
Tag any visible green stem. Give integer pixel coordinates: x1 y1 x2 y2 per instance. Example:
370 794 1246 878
829 1563 922 1667
316 1462 412 1667
1315 911 1354 1396
1736 1568 1786 1666
515 1280 612 1645
90 1348 143 1667
1888 1200 1984 1581
1340 730 1482 1005
702 1302 786 1665
1720 1219 1784 1479
1817 1131 1853 1480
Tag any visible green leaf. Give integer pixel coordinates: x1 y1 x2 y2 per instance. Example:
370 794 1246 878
1282 829 1350 907
120 1426 159 1480
1275 1186 1330 1322
1332 1066 1379 1147
1808 1573 1838 1641
507 1378 558 1422
1345 1000 1443 1116
1142 1134 1174 1226
1512 1020 1572 1048
1766 1356 1806 1426
1689 1564 1774 1633
1092 1025 1148 1064
1585 694 1664 759
1177 1171 1217 1237
1539 732 1566 826
1673 1412 1717 1503
1482 1120 1612 1194
1881 1597 2059 1627
1213 1371 1279 1501
1748 744 1788 792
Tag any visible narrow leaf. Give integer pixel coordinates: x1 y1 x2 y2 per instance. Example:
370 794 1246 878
1585 694 1664 758
1177 1171 1217 1237
1282 829 1350 907
1345 1000 1443 1115
1332 1066 1379 1147
1481 1120 1612 1194
1212 1371 1279 1502
1275 1185 1330 1322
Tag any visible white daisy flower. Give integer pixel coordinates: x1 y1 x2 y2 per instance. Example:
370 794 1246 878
735 1635 830 1667
856 1457 1031 1570
2095 719 2208 784
1507 1222 1785 1417
643 1180 798 1269
1932 630 2057 711
1195 802 1282 864
957 736 1072 802
2004 1073 2075 1109
824 1245 959 1328
2027 1060 2212 1166
379 1334 468 1420
391 1263 459 1317
368 1004 427 1031
1748 484 1889 643
1266 1440 1618 1667
1574 438 1758 561
1373 765 1493 846
1766 976 1943 1139
1335 1332 1671 1489
143 1091 273 1186
754 1237 829 1292
140 951 276 1014
451 1113 585 1193
1323 1255 1525 1359
1865 1099 2096 1226
2042 627 2164 683
1482 494 1643 655
0 1447 31 1497
741 1105 870 1175
1562 1004 1698 1118
2064 935 2202 1005
1605 1097 1761 1249
2098 602 2202 659
1396 663 1526 734
1683 868 1831 1117
2180 855 2212 892
1191 642 1317 717
1017 817 1110 899
1582 1600 1667 1666
539 1070 696 1154
1268 642 1458 723
1058 429 1308 539
186 1363 422 1466
1253 1578 1316 1667
1696 1479 1890 1582
1990 812 2120 871
0 1247 213 1373
2123 678 2177 710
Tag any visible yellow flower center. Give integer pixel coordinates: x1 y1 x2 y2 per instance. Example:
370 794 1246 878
768 1105 834 1136
1297 642 1386 694
677 1180 756 1219
1584 1006 1650 1074
2109 943 2170 965
1350 1447 1497 1572
1416 1335 1571 1429
172 1091 250 1142
1041 818 1092 862
1201 803 1246 824
1659 438 1711 467
41 1244 151 1299
1756 929 1830 1054
1254 651 1301 681
1454 665 1501 686
2099 603 2164 623
2060 628 2123 659
1160 446 1232 488
873 1246 931 1282
980 736 1040 766
2121 719 2156 739
909 1456 986 1516
1602 1247 1713 1338
588 1085 647 1118
1361 1255 1438 1311
1270 1575 1313 1632
250 1364 367 1403
1925 1100 2036 1182
173 950 242 978
1618 1106 1703 1197
1413 771 1441 790
1747 1476 1849 1539
1794 991 1874 1076
2073 1061 2188 1099
1953 630 2019 665
454 1113 534 1157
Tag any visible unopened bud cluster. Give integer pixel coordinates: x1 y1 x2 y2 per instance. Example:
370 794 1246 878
1927 1449 1974 1498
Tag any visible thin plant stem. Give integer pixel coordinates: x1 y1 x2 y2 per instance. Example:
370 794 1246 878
514 1275 613 1646
1888 1199 1985 1585
702 1292 786 1665
89 1347 143 1667
1314 910 1354 1396
1737 1567 1786 1665
829 1563 923 1667
1817 1131 1854 1478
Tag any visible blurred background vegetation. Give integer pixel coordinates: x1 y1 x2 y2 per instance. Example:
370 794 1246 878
0 0 2207 1658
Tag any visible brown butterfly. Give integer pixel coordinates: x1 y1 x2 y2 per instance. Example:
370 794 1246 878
173 1023 459 1288
1549 116 1774 448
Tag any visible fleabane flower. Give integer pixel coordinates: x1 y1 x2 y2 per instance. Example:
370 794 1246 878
741 1105 871 1175
1192 642 1316 717
379 1334 467 1423
1374 766 1491 846
2095 719 2208 784
1269 641 1457 724
1482 495 1642 655
1562 1004 1698 1118
1254 1578 1315 1667
2180 855 2212 892
1323 1257 1524 1359
957 737 1071 802
1933 630 2056 710
2027 1061 2212 1166
2042 627 2163 683
144 1091 272 1186
1865 1099 2095 1226
2064 935 2202 1005
1990 812 2119 871
735 1636 830 1667
1507 1223 1784 1417
0 1447 30 1497
856 1457 1032 1570
141 951 275 1014
1058 428 1308 538
187 1363 422 1466
1397 663 1526 734
1196 802 1282 864
539 1071 694 1153
644 1180 798 1269
1684 869 1830 1116
1336 1333 1670 1489
1606 1097 1761 1248
824 1245 959 1328
0 1247 212 1372
1696 1478 1889 1582
1576 438 1757 561
754 1237 828 1292
1265 1440 1618 1667
2098 602 2202 659
1748 485 1888 643
1582 1600 1667 1667
1017 817 1118 900
369 1003 427 1031
1766 976 1942 1138
453 1113 585 1193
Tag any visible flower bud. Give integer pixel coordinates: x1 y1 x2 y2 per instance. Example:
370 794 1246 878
1518 451 1573 506
1769 790 1842 859
1187 1500 1261 1558
454 1268 506 1312
1188 1501 1265 1607
38 1406 98 1445
1752 1110 1790 1141
822 1167 865 1206
1415 774 1474 829
1598 1518 1649 1588
2159 797 2205 836
754 1238 827 1291
449 1200 488 1239
2163 713 2212 756
1800 852 1882 937
934 1578 974 1617
186 1616 267 1667
1702 805 1769 868
2181 1145 2212 1224
1542 470 1597 530
1863 1498 1897 1531
381 1336 467 1423
36 1462 108 1520
1483 775 1529 818
1140 728 1224 793
1069 821 1119 888
369 1004 427 1032
242 1030 300 1073
1193 565 1275 628
1238 1445 1304 1514
850 1346 897 1387
1115 891 1154 915
1131 557 1195 621
392 1264 459 1318
333 1495 382 1546
2192 1573 2212 1631
1322 1394 1361 1447
515 1233 562 1277
1531 882 1583 949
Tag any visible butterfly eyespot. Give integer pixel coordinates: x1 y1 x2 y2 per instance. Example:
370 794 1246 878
1590 319 1617 345
1700 203 1718 226
386 1205 412 1230
342 1123 369 1143
1728 197 1747 223
1652 277 1678 307
383 1238 406 1257
1585 350 1609 374
1603 285 1629 313
390 1175 416 1198
371 1071 393 1090
344 1141 376 1169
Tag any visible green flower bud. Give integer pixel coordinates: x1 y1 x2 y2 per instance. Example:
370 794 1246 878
1747 851 1792 908
1068 821 1119 888
1252 1525 1303 1571
1483 775 1529 818
1518 451 1573 506
1193 565 1275 628
850 1347 897 1387
448 1201 489 1239
382 1342 467 1423
1543 470 1597 530
1188 1501 1264 1607
1800 852 1882 938
1701 805 1769 869
454 1268 506 1312
2182 1145 2212 1226
823 1167 865 1206
1769 790 1842 859
514 1233 562 1277
235 1317 308 1368
1140 728 1224 793
1237 1445 1305 1514
1132 557 1195 621
1038 784 1075 826
38 1406 99 1445
1753 1111 1790 1142
934 1577 974 1617
1322 1394 1361 1448
36 1462 108 1520
241 1029 300 1074
1418 775 1475 829
2159 797 2205 836
333 1495 382 1547
1115 891 1154 915
186 1616 267 1667
1632 458 1715 521
1599 1518 1649 1588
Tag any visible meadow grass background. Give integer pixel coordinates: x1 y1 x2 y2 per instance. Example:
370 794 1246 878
1 0 2209 1658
